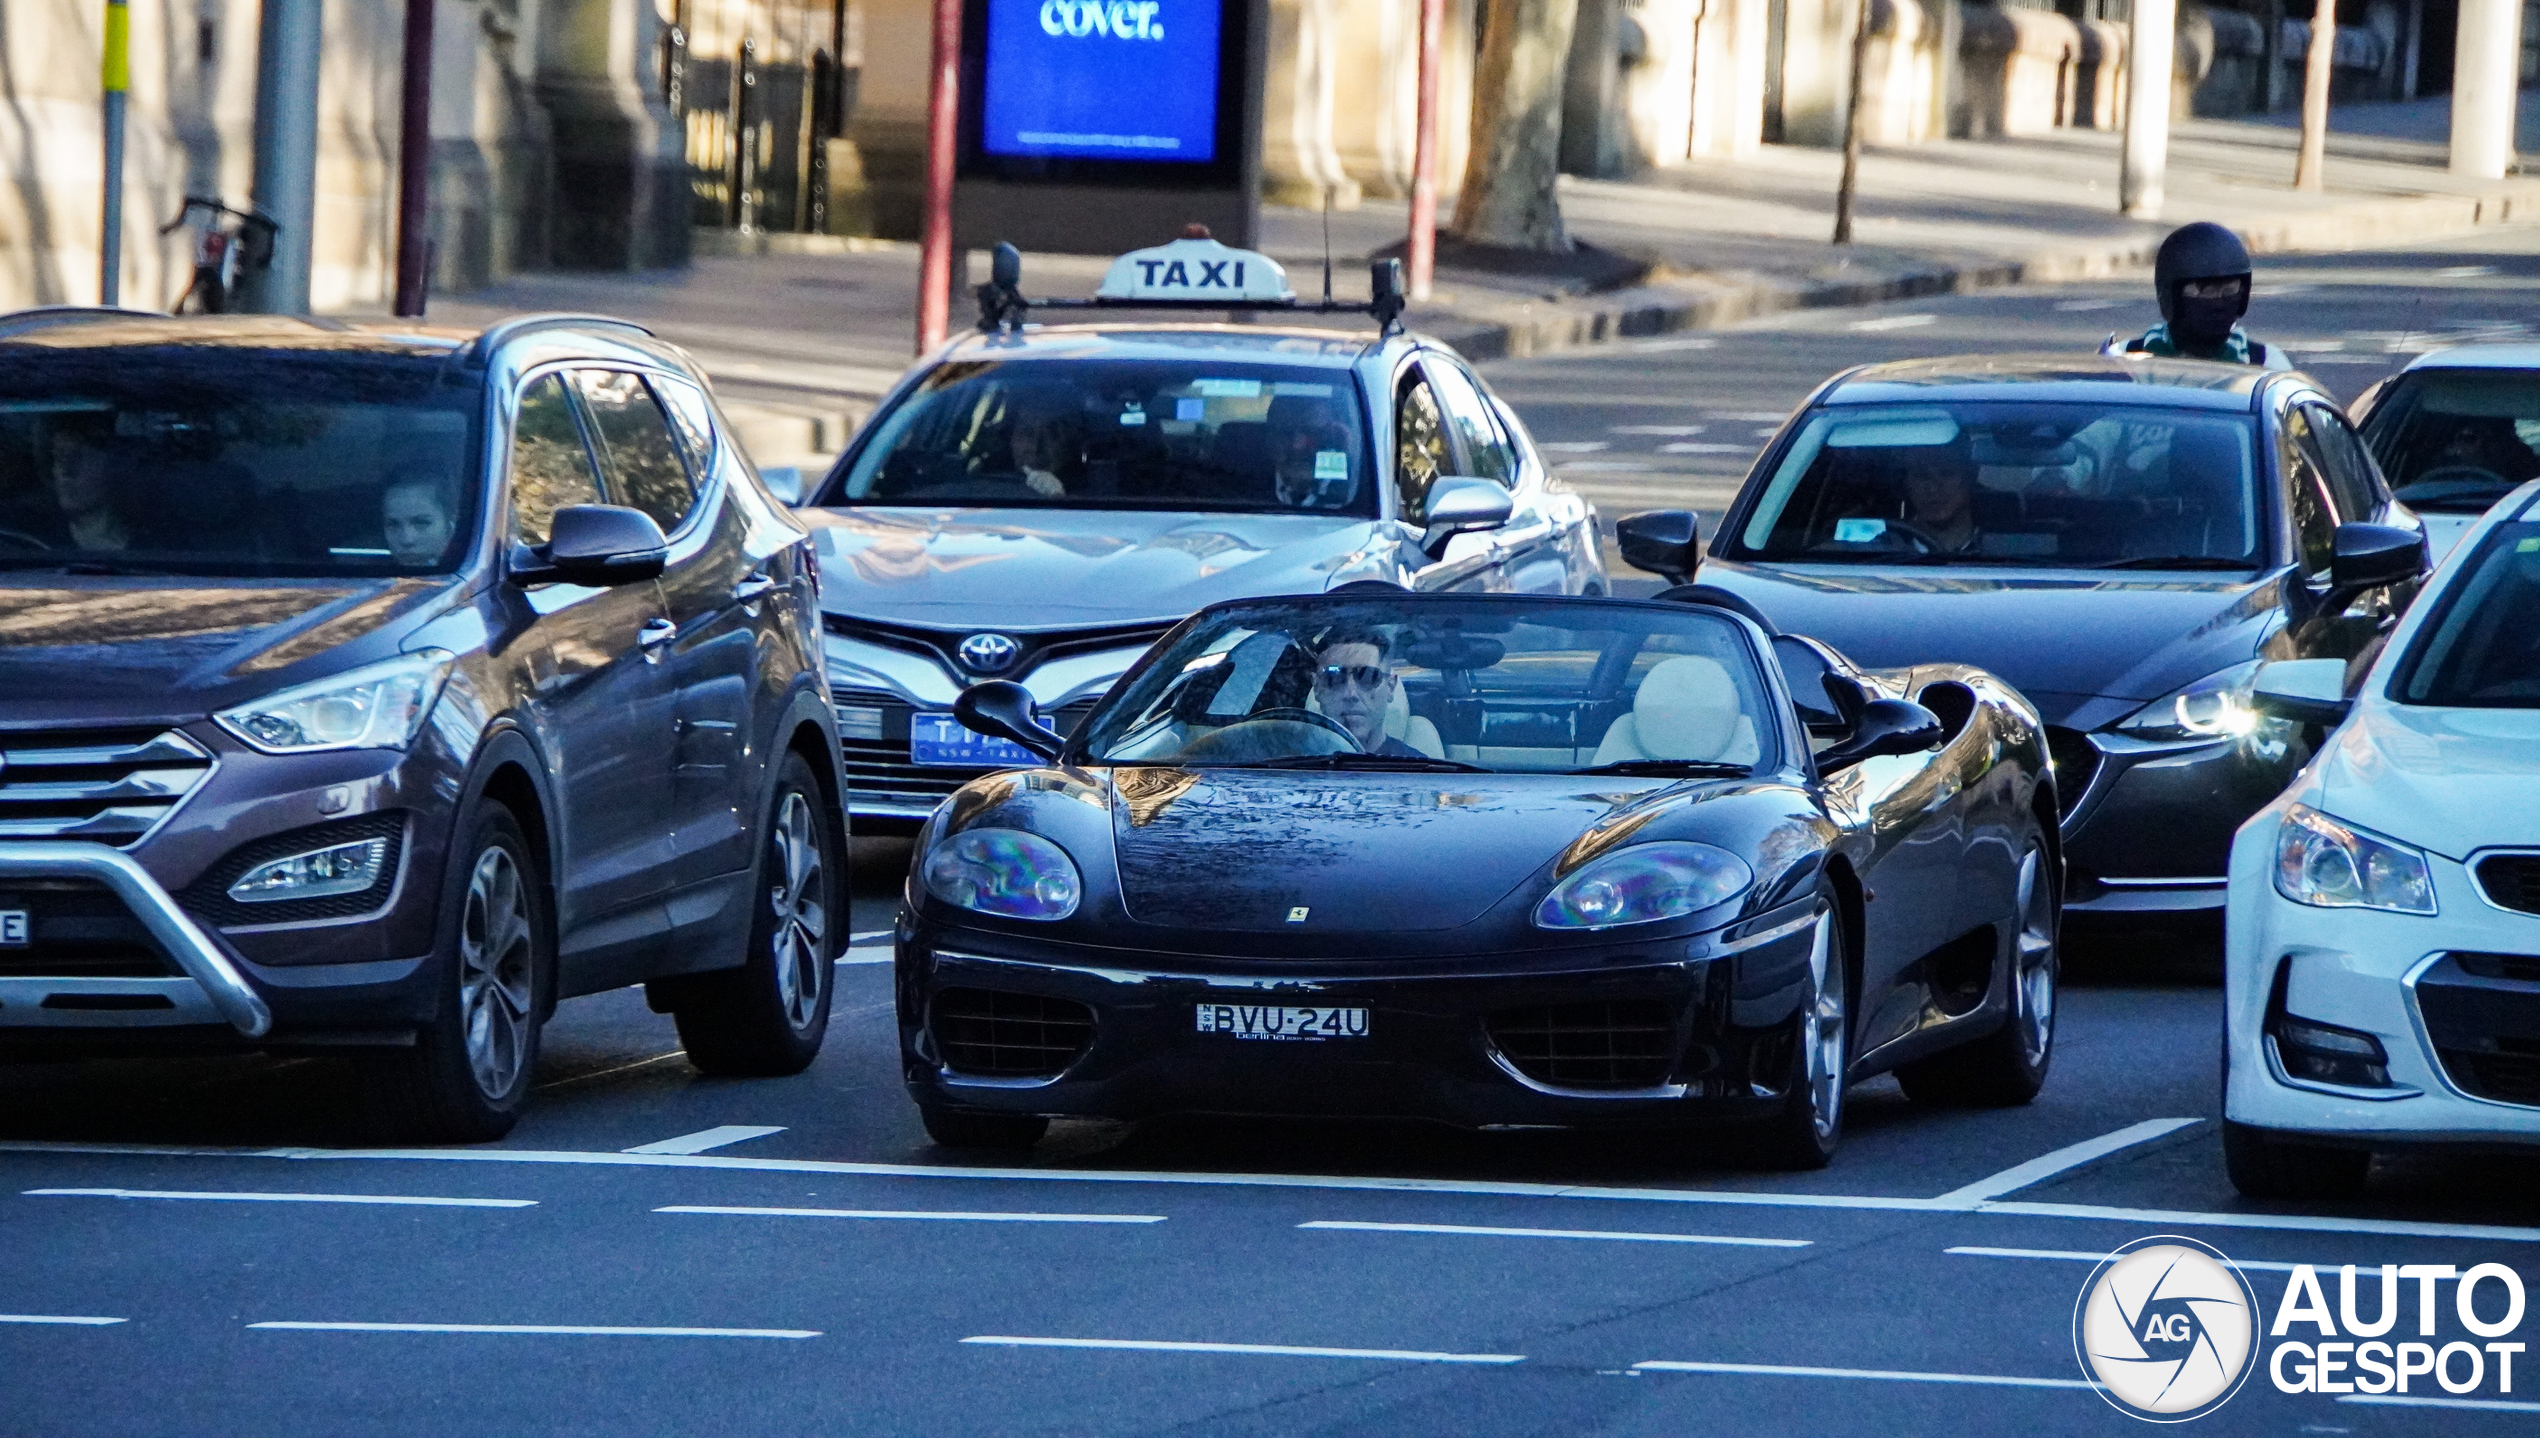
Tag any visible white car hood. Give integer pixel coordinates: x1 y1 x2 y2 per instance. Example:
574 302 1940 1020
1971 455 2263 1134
2312 698 2540 859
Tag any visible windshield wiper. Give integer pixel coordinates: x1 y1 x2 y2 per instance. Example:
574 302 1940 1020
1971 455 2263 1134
1236 752 1491 773
1569 759 1752 778
2088 556 2260 571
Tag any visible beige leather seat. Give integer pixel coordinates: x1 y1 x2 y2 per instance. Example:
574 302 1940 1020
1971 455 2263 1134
1593 656 1760 766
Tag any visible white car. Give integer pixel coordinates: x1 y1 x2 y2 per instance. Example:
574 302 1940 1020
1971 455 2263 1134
2222 478 2540 1197
2352 343 2540 560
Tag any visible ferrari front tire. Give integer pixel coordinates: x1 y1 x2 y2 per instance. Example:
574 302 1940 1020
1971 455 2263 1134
1742 895 1851 1171
1897 835 2058 1107
2223 1120 2370 1199
919 1104 1049 1151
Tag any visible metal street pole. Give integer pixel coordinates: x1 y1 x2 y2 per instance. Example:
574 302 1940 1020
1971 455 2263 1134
393 0 436 317
916 0 961 353
1406 0 1444 299
242 0 323 314
2119 0 2175 217
100 0 129 305
2293 0 2334 189
2450 0 2522 178
1832 0 1869 243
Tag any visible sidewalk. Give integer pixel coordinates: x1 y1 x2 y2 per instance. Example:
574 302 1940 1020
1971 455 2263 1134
385 103 2540 465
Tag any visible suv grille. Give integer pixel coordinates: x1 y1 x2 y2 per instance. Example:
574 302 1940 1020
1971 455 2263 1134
833 688 1097 814
0 728 214 846
1488 1000 1675 1089
2042 727 2099 820
0 880 181 978
2475 855 2540 916
929 987 1096 1078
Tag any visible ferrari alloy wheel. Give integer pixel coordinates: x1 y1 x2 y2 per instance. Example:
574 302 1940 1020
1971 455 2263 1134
1897 829 2060 1107
671 753 841 1076
1746 898 1851 1170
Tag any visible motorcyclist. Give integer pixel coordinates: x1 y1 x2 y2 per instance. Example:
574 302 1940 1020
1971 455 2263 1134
2122 222 2293 370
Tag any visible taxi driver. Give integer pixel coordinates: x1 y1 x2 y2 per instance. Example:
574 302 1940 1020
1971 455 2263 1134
1309 627 1423 757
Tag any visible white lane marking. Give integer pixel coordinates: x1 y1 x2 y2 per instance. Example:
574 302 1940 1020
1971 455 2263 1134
1946 1246 2312 1274
962 1335 1523 1364
535 1050 685 1090
2342 1395 2540 1413
1538 441 1611 453
1610 424 1707 436
2435 265 2499 278
1930 1118 2201 1207
622 1126 787 1156
1710 411 1791 422
836 952 893 965
847 930 892 942
0 1314 126 1326
659 1204 1163 1224
10 1142 2538 1242
1622 337 1717 353
2294 354 2402 365
1634 1359 2092 1390
2053 299 2120 312
25 1187 533 1209
1850 314 1938 332
250 1322 818 1339
1660 442 1754 454
1301 1220 1807 1248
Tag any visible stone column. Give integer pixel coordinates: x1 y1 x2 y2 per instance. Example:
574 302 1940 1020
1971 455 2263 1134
2450 0 2523 177
2121 0 2176 216
535 0 687 269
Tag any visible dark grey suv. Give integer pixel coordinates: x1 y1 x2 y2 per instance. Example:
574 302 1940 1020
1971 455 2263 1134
0 312 843 1141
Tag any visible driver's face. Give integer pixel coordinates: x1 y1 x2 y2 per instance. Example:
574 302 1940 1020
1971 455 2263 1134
1311 642 1395 749
383 485 455 565
1903 457 1973 524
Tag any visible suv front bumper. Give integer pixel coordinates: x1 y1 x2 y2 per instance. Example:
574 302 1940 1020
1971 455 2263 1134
0 842 270 1035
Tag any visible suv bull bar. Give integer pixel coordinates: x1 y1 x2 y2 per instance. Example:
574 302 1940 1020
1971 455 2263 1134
0 842 273 1037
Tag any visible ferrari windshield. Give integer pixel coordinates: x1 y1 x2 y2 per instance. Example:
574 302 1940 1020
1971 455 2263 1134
830 358 1375 515
1076 597 1781 774
1729 401 2262 568
2360 369 2540 514
2393 518 2540 707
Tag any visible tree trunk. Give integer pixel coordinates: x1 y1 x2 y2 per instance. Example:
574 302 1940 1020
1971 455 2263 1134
2294 0 2336 189
1451 0 1582 251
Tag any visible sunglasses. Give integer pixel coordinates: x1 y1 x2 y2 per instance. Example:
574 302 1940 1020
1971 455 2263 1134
1313 664 1390 690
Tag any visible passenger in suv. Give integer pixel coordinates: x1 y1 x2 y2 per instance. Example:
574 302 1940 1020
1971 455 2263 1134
0 312 843 1141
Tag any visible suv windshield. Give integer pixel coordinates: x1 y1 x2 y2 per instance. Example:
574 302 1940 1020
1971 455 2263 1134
0 349 482 577
1076 597 1778 774
1728 401 2262 568
2394 517 2540 707
832 358 1375 514
2360 369 2540 514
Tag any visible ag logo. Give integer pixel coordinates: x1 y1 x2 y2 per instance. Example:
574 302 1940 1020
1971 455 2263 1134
2074 1235 2260 1422
958 632 1023 675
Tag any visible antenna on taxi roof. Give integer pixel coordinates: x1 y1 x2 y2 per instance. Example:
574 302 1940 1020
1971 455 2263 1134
1321 186 1335 306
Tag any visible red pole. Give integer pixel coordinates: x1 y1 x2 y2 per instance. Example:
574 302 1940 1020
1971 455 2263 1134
1405 0 1443 300
916 0 962 353
392 0 437 317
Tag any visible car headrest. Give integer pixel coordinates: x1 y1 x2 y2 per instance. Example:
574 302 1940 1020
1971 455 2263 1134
1633 655 1747 762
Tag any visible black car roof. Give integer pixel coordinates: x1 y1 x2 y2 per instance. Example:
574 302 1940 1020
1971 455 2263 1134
1822 353 2272 411
0 314 473 357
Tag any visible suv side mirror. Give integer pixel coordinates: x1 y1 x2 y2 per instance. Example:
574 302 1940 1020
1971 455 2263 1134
510 504 668 587
1815 698 1944 773
953 680 1062 760
760 465 805 506
1420 478 1513 559
2250 658 2352 728
2329 522 2429 592
1617 509 1701 585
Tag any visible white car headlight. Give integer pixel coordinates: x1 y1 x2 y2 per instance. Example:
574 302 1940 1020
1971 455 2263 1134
2115 659 2267 740
922 828 1083 921
1534 841 1753 930
215 650 455 754
2272 804 2436 916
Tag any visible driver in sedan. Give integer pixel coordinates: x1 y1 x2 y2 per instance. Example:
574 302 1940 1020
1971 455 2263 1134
1309 627 1427 757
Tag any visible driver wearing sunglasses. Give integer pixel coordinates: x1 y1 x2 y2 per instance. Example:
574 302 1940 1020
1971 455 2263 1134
1308 628 1426 757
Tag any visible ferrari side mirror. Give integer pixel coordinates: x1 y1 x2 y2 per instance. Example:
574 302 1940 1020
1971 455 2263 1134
954 680 1063 760
2250 658 2352 728
1816 698 1944 773
1617 510 1700 586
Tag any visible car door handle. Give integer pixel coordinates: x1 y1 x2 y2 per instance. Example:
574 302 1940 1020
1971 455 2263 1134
731 571 777 604
639 618 678 658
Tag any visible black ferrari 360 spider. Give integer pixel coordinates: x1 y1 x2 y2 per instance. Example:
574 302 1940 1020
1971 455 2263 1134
892 578 2061 1168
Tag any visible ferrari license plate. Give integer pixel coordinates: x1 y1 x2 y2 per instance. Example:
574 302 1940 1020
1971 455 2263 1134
909 712 1041 768
0 910 25 947
1195 1004 1369 1042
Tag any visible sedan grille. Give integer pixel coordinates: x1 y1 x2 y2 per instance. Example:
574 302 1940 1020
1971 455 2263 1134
2474 854 2540 916
929 987 1096 1078
2439 1044 2540 1106
1488 1000 1675 1090
2042 727 2099 820
0 880 181 978
2416 953 2540 1109
0 728 214 846
832 688 1096 814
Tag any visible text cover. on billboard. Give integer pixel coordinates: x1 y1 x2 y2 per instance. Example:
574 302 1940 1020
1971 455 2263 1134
982 0 1224 162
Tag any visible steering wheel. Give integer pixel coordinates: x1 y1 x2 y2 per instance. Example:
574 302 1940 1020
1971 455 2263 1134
2405 464 2510 492
1250 707 1362 746
1176 708 1363 763
0 527 49 554
1874 519 1943 554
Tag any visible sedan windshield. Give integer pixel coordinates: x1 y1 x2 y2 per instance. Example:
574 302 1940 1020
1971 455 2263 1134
2393 518 2540 707
0 350 481 577
1076 597 1780 774
2360 370 2540 514
1728 401 2262 568
831 358 1375 515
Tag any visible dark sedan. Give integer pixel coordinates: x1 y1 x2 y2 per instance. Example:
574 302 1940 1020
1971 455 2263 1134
1680 355 2429 920
892 589 2061 1169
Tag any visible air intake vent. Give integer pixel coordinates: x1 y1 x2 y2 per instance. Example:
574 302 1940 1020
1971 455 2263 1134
930 988 1096 1078
2437 1043 2540 1107
0 880 180 978
0 728 213 846
1488 1000 1675 1089
2475 855 2540 916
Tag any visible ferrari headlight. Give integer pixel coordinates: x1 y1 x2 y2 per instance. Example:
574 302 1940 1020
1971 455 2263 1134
2116 660 2265 740
215 650 454 754
2272 804 2435 916
1534 842 1753 931
922 828 1082 921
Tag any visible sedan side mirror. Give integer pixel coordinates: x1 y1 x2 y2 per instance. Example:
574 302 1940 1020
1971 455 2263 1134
1617 510 1701 586
510 504 668 587
953 680 1063 760
1420 478 1513 559
2250 658 2352 728
1815 698 1945 773
760 464 805 506
2329 522 2429 592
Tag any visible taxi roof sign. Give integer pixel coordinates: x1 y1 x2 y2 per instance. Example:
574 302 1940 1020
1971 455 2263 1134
977 228 1405 336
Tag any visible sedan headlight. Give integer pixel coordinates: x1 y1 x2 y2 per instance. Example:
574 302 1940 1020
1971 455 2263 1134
2273 804 2436 916
2115 660 2265 740
922 828 1083 921
1534 841 1753 931
215 650 455 754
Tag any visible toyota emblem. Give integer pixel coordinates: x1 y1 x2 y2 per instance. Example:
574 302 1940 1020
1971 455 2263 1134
958 632 1023 675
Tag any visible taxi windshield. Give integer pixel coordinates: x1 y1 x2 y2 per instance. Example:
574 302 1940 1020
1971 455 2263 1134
1075 596 1779 774
831 358 1375 515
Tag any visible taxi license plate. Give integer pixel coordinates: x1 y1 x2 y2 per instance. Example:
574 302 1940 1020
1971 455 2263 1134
909 713 1042 768
1195 1004 1369 1042
1 910 27 947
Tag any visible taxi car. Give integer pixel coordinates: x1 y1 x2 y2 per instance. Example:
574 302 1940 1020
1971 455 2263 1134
803 232 1606 829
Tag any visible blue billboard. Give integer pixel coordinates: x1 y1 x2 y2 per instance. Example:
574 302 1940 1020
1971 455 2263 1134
979 0 1224 163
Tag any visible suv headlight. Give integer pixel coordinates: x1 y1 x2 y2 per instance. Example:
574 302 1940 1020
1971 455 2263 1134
2115 660 2266 740
1534 841 1753 930
215 650 455 754
922 828 1082 921
2273 804 2436 915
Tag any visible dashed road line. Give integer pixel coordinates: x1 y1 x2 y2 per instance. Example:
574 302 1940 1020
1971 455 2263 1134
623 1126 788 1156
1929 1118 2201 1207
0 1314 126 1326
2342 1395 2540 1413
249 1321 818 1339
1849 314 1938 332
1300 1221 1807 1248
1633 1359 2093 1389
1660 442 1754 454
962 1335 1524 1364
25 1188 533 1209
1978 1200 2540 1243
1609 424 1708 436
659 1205 1164 1224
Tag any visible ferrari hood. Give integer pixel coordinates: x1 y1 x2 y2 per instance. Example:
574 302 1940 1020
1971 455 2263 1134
2312 701 2540 860
803 507 1393 630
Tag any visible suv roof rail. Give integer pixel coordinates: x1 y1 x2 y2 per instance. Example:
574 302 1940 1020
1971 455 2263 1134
462 313 657 366
0 305 166 338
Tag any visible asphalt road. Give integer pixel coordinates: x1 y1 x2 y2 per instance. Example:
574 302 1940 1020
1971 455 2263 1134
7 233 2540 1437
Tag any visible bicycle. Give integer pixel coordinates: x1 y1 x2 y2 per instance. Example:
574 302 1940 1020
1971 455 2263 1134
160 197 279 314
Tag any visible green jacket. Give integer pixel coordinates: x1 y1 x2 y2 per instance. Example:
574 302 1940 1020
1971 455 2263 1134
2126 323 2294 370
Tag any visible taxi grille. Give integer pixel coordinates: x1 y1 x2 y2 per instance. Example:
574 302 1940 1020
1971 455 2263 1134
2474 854 2540 916
0 880 181 978
0 727 214 846
833 687 1096 816
2042 727 2098 820
1488 1000 1675 1090
930 988 1096 1078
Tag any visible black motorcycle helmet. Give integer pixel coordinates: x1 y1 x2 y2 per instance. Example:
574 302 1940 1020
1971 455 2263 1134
2154 222 2253 347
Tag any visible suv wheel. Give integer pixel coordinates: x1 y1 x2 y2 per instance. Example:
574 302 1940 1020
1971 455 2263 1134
366 804 549 1143
673 752 840 1076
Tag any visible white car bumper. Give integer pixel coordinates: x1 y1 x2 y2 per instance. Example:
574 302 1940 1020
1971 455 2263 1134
2225 809 2540 1147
